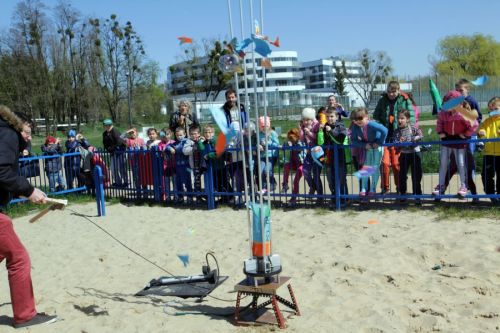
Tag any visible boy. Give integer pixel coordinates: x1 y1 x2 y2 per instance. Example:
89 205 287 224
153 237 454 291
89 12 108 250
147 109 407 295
41 136 65 192
373 81 415 194
317 108 348 206
199 125 232 204
168 127 192 204
183 126 206 203
478 97 500 203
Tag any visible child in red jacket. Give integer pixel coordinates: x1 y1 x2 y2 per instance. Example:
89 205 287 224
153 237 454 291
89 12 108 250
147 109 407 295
433 90 478 197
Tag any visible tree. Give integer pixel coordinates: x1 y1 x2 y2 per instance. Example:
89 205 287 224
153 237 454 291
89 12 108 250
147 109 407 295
202 39 232 101
341 49 392 107
334 60 346 96
431 34 500 76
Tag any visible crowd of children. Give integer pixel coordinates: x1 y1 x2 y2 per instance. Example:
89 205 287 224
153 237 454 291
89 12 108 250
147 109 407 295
33 80 499 206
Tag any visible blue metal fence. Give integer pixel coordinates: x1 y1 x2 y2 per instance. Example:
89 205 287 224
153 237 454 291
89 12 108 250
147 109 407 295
8 138 500 210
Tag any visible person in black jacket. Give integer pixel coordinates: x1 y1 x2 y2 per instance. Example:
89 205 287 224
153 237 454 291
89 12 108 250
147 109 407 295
169 100 199 134
0 105 58 328
102 119 128 187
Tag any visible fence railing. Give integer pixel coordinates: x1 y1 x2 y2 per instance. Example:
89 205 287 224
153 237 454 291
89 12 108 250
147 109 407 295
7 138 500 210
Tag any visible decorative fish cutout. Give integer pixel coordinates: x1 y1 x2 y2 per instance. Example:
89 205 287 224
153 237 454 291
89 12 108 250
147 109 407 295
471 75 488 86
269 36 280 47
210 107 240 157
353 165 376 178
177 254 190 267
261 58 272 69
429 79 442 111
177 36 193 45
311 146 325 167
441 96 465 111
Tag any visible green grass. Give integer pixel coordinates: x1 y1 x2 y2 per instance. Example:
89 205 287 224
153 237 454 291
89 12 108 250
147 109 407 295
433 205 500 221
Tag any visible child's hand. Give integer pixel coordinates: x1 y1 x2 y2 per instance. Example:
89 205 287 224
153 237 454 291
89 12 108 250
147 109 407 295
259 145 264 151
477 130 486 137
459 134 466 139
439 133 446 139
319 123 325 129
169 147 175 154
325 125 331 132
287 141 292 147
372 143 379 149
365 143 372 150
304 128 311 135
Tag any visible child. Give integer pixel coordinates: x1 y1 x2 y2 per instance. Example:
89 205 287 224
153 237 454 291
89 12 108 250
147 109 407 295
317 108 348 206
183 126 206 203
350 108 388 197
257 116 279 192
64 129 83 189
300 107 323 203
123 128 146 196
478 97 500 203
146 128 161 148
373 81 415 194
199 125 232 204
282 128 306 206
393 110 423 203
41 135 66 192
158 128 176 201
168 127 193 204
433 90 478 197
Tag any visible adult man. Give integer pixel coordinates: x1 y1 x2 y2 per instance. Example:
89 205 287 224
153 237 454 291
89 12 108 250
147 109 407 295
373 81 415 194
0 105 58 328
222 88 247 127
326 95 348 120
102 119 128 187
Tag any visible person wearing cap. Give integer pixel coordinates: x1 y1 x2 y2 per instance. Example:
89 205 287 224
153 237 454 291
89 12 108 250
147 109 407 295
0 105 58 328
41 135 65 192
102 119 128 187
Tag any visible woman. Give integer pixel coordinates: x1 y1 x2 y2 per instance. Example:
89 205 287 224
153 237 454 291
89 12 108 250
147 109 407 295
169 100 199 134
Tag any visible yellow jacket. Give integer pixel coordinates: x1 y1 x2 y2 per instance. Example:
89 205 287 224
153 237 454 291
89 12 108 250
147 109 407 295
479 114 500 156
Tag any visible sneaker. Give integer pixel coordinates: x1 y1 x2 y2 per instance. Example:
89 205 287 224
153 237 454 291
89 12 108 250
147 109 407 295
457 186 468 198
472 198 480 204
359 190 366 197
381 188 390 195
432 185 445 196
281 183 289 192
415 198 422 206
367 191 376 198
14 313 58 328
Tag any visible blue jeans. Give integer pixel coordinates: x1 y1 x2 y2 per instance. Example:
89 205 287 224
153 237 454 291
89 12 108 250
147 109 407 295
46 171 65 192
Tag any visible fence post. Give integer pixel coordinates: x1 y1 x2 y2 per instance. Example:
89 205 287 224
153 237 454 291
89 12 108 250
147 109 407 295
152 148 161 202
205 159 215 210
94 165 106 217
333 143 341 211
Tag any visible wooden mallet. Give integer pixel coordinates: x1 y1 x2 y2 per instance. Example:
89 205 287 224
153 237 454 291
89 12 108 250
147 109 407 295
29 197 68 223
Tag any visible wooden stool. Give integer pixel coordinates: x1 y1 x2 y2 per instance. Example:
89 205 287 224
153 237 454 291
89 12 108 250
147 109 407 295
234 276 300 329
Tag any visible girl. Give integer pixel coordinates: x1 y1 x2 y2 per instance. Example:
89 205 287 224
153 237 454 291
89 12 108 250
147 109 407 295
300 107 323 202
350 108 388 197
394 109 423 203
257 116 279 192
282 128 306 206
158 128 176 201
146 128 161 148
433 90 478 197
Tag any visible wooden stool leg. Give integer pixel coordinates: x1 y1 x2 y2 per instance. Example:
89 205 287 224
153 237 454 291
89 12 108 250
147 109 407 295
271 295 286 329
288 284 301 316
234 291 242 322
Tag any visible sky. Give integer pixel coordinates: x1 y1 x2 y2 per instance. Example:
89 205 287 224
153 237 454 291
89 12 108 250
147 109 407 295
1 0 500 82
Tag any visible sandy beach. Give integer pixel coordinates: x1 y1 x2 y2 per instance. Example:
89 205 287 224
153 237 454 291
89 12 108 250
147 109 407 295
1 202 499 332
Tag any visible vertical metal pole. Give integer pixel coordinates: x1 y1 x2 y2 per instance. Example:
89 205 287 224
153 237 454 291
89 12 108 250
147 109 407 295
227 0 252 255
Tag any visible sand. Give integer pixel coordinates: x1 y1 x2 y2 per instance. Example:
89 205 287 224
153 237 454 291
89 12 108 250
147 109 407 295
1 202 499 332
